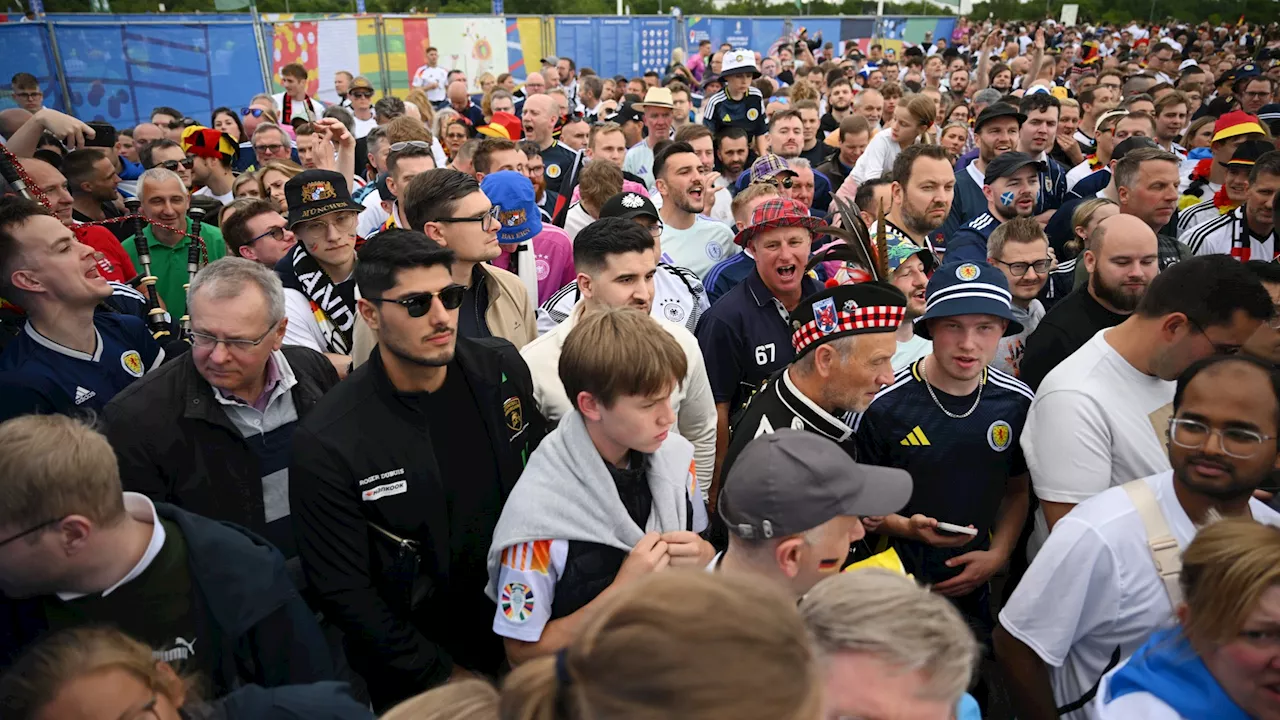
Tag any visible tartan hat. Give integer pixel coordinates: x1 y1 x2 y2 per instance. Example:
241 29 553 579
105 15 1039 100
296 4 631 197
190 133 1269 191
747 153 797 186
915 261 1022 340
790 282 908 359
731 197 823 247
180 126 237 162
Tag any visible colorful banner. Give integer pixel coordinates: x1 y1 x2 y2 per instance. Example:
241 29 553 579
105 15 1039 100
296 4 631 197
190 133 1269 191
429 17 506 93
271 21 320 95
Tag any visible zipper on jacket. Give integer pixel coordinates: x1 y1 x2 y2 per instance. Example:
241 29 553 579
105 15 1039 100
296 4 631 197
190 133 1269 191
369 522 420 550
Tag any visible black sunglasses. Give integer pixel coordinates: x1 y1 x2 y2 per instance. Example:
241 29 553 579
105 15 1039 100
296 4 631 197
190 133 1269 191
366 284 467 317
158 158 195 171
350 91 374 99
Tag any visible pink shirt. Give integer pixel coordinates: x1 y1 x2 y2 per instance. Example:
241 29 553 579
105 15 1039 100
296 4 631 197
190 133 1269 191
492 224 577 305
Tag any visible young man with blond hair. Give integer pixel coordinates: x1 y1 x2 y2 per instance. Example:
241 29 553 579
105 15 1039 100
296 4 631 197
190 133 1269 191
488 306 712 664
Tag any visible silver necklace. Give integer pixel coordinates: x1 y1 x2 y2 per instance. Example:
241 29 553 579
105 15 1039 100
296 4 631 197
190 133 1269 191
920 359 983 419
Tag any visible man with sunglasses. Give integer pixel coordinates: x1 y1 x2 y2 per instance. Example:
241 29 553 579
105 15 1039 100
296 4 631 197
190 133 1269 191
221 199 298 268
997 354 1280 720
348 76 378 139
102 257 340 560
291 229 544 709
140 139 193 190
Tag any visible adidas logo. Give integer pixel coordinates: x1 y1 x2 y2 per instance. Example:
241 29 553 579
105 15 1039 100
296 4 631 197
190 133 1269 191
900 426 930 446
73 386 96 405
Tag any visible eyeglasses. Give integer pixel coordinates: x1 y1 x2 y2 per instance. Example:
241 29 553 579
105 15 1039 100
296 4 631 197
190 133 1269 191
294 213 359 241
1243 90 1273 99
253 143 286 155
1186 315 1242 356
13 91 42 99
157 158 195 171
247 225 287 245
190 322 279 351
242 107 265 117
644 222 664 238
434 205 501 232
366 284 467 317
350 90 374 99
993 258 1052 277
1168 417 1275 459
0 517 59 548
389 140 431 152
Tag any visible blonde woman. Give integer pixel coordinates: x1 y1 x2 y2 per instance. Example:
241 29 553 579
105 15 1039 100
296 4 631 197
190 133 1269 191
232 169 262 199
0 627 372 720
382 679 499 720
500 572 822 720
940 121 970 159
258 159 303 212
1067 196 1119 257
850 93 936 185
1181 115 1216 151
478 71 497 95
1097 515 1280 718
404 88 437 128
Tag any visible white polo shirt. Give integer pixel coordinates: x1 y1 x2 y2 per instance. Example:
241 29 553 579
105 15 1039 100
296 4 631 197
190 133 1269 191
999 471 1280 720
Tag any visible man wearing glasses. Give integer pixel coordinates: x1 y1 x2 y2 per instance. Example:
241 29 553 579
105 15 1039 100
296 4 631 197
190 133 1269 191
986 218 1052 377
291 229 544 710
1022 255 1271 551
102 257 340 560
997 354 1280 720
275 170 362 378
9 72 44 114
139 138 194 190
348 76 378 139
220 199 298 268
249 123 295 170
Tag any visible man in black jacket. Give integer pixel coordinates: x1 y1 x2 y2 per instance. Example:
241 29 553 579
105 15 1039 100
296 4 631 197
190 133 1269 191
290 229 545 710
0 414 333 695
104 258 340 560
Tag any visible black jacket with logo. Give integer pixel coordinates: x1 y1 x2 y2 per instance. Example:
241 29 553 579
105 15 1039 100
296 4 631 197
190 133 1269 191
289 337 544 709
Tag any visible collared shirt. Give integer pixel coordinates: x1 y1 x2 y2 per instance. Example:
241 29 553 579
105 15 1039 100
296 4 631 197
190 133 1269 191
211 349 300 431
696 269 822 416
58 493 166 601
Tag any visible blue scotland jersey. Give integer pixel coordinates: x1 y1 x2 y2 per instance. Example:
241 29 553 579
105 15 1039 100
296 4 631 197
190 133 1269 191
946 213 1001 264
701 88 768 141
0 313 162 414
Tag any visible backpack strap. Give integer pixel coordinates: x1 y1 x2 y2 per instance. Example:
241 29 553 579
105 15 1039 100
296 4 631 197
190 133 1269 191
1121 479 1184 608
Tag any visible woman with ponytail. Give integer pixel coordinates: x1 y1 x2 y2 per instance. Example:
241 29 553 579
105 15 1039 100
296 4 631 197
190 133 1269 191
499 571 822 720
850 93 937 187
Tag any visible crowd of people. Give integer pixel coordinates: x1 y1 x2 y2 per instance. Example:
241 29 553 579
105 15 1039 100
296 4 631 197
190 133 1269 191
3 13 1280 720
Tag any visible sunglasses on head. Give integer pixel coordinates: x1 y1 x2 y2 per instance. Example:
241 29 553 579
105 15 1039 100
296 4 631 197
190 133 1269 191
241 107 265 118
158 158 196 171
367 284 467 317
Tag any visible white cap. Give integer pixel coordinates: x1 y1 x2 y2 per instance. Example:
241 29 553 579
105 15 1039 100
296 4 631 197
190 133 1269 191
721 49 761 78
1179 58 1200 71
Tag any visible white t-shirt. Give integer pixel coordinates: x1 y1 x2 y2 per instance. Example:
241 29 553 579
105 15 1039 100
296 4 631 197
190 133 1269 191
1022 328 1173 507
999 471 1280 720
192 185 234 206
850 128 902 185
282 288 332 353
563 202 595 241
891 334 932 371
352 114 378 139
411 65 449 102
624 141 657 190
659 216 738 279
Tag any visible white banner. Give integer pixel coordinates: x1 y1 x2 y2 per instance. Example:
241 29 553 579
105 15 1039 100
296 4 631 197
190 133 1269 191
1060 4 1079 27
428 17 509 94
317 19 362 105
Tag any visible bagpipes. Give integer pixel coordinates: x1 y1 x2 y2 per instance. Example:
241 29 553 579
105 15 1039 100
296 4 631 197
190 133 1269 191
807 194 891 284
1 142 207 342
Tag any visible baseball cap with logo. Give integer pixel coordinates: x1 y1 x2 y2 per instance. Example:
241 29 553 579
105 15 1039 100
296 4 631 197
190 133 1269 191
915 261 1022 339
480 170 541 244
720 49 762 79
719 429 913 540
1212 110 1265 143
600 191 659 222
284 169 364 229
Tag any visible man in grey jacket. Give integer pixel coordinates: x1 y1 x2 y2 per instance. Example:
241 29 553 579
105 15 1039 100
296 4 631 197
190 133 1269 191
487 307 713 665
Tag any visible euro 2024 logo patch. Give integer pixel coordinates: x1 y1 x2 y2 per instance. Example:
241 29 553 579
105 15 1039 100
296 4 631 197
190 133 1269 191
988 420 1012 452
500 582 535 623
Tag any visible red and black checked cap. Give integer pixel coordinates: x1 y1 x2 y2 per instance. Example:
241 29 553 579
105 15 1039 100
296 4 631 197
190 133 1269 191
790 282 907 358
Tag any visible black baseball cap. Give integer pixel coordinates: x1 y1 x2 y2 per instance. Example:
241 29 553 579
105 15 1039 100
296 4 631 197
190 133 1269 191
983 151 1046 185
599 191 658 221
974 102 1027 132
718 430 913 540
1111 136 1159 163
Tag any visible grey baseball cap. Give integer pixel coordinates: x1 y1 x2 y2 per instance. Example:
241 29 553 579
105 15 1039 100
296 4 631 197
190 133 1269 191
718 429 913 540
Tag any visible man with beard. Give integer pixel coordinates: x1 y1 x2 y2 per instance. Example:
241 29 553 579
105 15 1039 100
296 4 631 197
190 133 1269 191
1020 214 1158 390
818 77 856 138
715 127 750 180
997 355 1280 720
943 103 1024 241
697 198 824 494
1113 147 1192 269
655 142 736 278
1022 255 1270 547
947 152 1043 264
520 218 715 484
877 144 954 266
854 88 885 131
854 260 1034 651
987 218 1052 377
1185 151 1280 261
290 229 544 710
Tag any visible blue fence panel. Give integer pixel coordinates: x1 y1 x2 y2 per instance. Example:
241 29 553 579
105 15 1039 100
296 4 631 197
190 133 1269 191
597 18 638 78
638 17 676 75
555 17 678 80
51 21 263 128
0 23 64 112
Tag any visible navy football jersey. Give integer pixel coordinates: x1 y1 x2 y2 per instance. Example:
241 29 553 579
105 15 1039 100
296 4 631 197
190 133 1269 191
701 88 768 141
853 359 1033 582
0 313 162 414
946 213 1001 265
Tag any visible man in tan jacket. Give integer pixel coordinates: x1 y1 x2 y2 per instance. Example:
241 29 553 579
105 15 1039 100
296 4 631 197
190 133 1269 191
352 168 535 366
520 217 716 495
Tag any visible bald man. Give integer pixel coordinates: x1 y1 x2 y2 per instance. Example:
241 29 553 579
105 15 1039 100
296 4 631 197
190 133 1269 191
522 94 580 198
448 80 485 128
131 122 165 152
